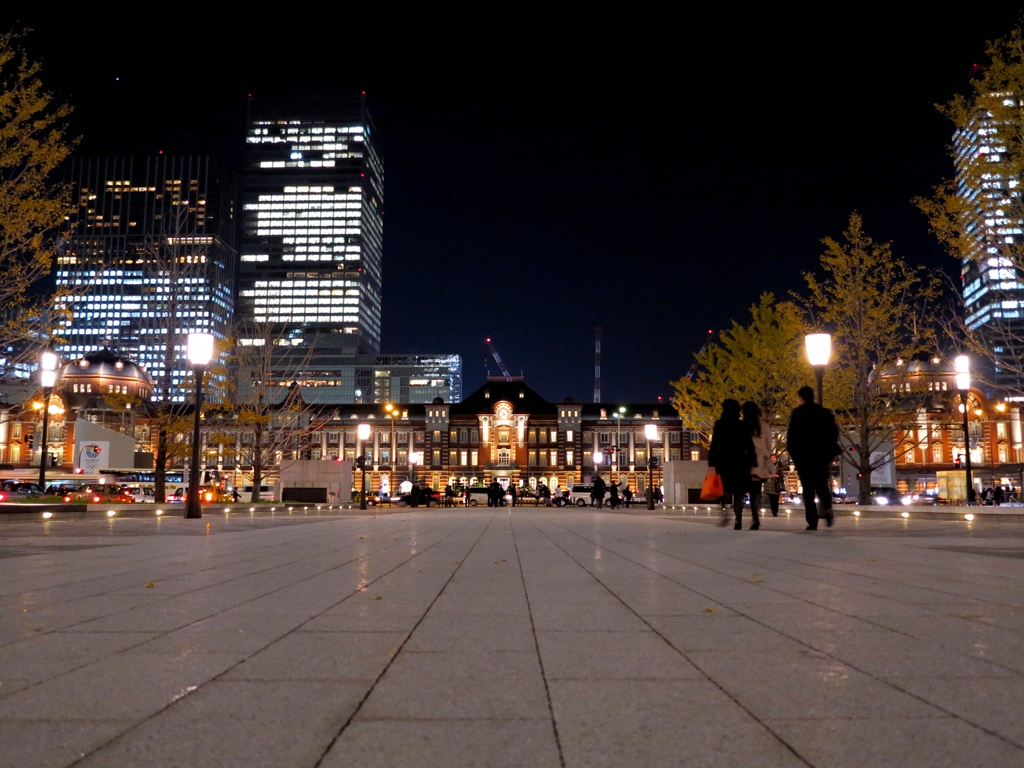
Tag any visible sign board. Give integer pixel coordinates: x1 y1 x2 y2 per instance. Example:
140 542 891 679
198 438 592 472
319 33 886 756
79 442 109 473
870 451 893 486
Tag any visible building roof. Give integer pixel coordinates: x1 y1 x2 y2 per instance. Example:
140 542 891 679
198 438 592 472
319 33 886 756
59 349 154 386
451 377 557 415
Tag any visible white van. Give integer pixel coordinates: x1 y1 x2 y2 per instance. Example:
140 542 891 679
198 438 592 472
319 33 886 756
242 485 274 501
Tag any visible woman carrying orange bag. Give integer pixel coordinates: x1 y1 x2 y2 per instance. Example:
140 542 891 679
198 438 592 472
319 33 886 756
708 399 755 529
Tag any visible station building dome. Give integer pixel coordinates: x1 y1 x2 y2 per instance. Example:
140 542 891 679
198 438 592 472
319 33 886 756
57 349 154 410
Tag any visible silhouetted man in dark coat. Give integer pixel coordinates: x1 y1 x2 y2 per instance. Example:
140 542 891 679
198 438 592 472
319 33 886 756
787 385 839 530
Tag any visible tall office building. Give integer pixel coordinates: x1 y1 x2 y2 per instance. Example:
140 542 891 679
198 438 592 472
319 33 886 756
955 90 1024 389
239 96 383 370
56 156 236 400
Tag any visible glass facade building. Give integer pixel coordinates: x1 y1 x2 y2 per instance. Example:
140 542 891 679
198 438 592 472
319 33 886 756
55 156 236 401
956 96 1024 387
240 96 383 371
240 353 463 405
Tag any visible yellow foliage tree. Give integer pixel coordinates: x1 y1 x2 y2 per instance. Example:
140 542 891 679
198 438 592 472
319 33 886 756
671 293 809 452
803 213 939 503
0 30 76 361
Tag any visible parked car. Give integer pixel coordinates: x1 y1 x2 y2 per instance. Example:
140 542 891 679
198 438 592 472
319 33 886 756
463 487 491 506
126 485 156 503
242 485 274 501
64 484 135 504
172 486 233 503
8 482 46 497
569 484 595 507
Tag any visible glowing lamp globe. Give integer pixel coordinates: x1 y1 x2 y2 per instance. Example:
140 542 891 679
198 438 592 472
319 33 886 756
187 333 215 366
805 333 832 367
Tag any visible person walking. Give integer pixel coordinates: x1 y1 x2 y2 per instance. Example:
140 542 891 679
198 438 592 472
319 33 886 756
592 475 606 509
623 486 633 508
609 483 621 509
444 484 455 507
509 483 518 507
743 401 772 530
766 453 784 517
708 399 755 529
411 482 421 508
786 385 839 530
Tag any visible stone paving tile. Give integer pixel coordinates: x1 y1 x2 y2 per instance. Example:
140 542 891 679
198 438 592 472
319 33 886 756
549 679 805 767
132 609 307 654
529 602 650 632
321 719 562 768
535 630 704 680
890 675 1024 745
763 716 1024 767
789 628 1019 679
2 511 1024 766
0 631 158 687
689 650 947 721
404 613 536 652
76 680 365 768
358 650 550 720
223 631 405 682
0 720 133 768
0 651 240 721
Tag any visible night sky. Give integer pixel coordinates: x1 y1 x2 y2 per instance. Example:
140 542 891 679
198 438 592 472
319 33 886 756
5 9 1024 403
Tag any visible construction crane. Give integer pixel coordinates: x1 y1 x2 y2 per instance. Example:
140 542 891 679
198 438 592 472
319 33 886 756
485 338 512 377
685 329 715 381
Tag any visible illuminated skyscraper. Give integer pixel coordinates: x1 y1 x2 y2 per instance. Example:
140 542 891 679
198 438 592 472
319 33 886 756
239 96 383 370
55 156 236 400
955 93 1024 387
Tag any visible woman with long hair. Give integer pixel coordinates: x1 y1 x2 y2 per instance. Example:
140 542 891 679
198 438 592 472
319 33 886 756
708 399 755 529
742 401 773 530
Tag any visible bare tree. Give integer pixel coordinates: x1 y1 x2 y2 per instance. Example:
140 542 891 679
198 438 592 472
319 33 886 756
207 320 325 503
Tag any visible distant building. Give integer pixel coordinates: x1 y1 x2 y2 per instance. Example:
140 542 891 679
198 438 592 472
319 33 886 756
203 376 688 499
245 353 463 405
55 156 236 401
955 95 1024 389
239 95 383 372
879 359 1024 501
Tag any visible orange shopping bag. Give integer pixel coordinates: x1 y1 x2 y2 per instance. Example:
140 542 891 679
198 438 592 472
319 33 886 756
700 470 724 501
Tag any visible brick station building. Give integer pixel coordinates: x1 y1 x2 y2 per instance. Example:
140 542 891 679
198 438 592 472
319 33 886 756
252 376 691 497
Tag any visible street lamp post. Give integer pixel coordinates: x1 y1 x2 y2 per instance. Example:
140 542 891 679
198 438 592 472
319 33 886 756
37 351 58 491
185 333 215 520
805 333 832 407
955 355 974 505
384 403 397 472
409 451 421 496
357 423 371 509
645 423 659 510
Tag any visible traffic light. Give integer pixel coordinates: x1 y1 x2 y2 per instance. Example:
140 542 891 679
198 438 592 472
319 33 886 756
954 457 962 469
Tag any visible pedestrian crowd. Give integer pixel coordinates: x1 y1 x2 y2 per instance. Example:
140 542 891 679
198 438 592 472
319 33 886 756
708 385 840 531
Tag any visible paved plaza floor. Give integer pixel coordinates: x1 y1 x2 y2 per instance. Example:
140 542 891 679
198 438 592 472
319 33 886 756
1 509 1023 767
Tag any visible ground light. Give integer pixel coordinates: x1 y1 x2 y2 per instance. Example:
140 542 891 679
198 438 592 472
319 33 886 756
42 511 53 519
965 513 975 521
107 510 116 517
901 511 910 519
155 510 164 516
853 510 861 516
